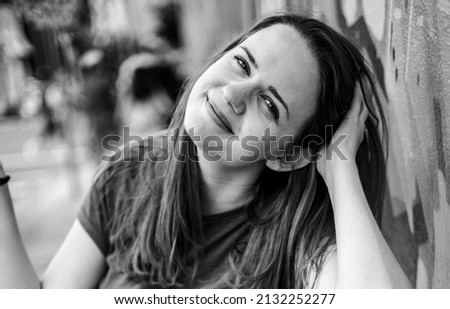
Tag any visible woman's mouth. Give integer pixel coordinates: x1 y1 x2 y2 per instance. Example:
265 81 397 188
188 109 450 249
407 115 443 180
206 96 234 135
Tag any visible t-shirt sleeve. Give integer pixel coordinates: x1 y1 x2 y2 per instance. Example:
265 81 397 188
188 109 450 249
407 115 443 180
77 163 115 256
77 143 145 257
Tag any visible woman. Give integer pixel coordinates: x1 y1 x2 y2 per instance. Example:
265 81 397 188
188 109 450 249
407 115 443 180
0 13 411 288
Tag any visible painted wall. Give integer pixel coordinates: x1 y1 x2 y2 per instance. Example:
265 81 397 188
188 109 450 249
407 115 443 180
181 0 450 288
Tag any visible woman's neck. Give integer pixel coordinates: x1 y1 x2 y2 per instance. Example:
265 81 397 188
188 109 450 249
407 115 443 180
198 155 265 215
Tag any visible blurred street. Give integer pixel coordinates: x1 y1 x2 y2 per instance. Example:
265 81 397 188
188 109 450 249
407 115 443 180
0 116 96 276
0 0 187 278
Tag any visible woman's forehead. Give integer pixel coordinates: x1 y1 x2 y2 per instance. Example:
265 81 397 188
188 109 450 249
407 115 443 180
241 24 319 123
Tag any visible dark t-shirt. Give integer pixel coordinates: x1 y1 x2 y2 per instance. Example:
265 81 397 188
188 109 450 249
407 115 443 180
77 167 251 288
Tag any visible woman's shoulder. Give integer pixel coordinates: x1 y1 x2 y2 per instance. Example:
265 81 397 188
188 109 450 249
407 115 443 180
79 131 169 256
95 129 170 183
307 244 337 289
79 133 167 251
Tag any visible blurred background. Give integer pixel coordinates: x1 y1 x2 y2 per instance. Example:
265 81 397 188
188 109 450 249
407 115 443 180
0 0 449 288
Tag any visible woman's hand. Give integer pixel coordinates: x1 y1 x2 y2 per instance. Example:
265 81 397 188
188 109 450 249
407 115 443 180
316 80 370 184
0 160 6 177
0 160 13 209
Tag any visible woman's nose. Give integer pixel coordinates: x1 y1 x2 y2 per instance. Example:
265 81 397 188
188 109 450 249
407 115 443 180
222 81 251 114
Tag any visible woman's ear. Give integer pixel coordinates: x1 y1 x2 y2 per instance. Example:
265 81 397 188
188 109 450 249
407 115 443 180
265 146 312 172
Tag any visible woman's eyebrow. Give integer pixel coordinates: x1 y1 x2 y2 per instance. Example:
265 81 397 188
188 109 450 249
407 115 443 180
240 45 290 119
240 46 258 68
269 86 290 119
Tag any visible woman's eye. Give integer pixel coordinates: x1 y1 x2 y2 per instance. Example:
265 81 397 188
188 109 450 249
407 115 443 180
262 96 279 119
234 55 250 75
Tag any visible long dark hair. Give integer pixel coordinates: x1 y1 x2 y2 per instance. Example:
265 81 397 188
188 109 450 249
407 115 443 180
96 13 387 288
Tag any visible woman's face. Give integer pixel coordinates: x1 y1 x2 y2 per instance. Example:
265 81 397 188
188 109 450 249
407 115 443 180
184 24 320 166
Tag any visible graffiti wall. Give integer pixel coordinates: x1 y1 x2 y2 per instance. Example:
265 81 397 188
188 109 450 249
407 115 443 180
181 0 450 288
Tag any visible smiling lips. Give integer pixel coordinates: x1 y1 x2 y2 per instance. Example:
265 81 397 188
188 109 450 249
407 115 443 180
206 96 234 134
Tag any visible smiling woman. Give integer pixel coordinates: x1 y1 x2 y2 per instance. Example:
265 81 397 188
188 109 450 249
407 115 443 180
185 24 319 167
0 13 411 289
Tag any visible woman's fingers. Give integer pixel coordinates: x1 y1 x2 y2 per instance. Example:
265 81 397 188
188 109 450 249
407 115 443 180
349 78 372 126
0 160 6 177
360 99 369 123
349 81 363 116
360 77 373 121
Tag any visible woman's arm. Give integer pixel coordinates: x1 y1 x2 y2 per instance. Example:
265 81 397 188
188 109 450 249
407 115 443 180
318 160 411 288
0 162 40 288
42 219 107 288
315 82 411 289
0 162 106 288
